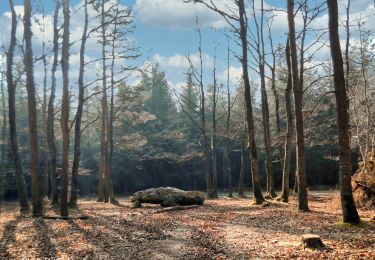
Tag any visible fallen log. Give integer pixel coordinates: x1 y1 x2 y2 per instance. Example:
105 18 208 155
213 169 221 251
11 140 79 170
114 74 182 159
42 215 89 220
153 205 200 214
131 187 205 208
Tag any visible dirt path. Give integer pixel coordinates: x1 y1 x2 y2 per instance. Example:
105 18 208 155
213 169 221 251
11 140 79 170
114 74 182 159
0 192 374 259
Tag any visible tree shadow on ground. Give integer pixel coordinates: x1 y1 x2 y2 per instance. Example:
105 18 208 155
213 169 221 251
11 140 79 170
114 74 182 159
65 206 188 259
0 215 22 258
32 218 58 258
66 218 135 259
195 206 374 238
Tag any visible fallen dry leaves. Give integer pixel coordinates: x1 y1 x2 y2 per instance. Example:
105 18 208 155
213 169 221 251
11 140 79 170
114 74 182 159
0 191 374 259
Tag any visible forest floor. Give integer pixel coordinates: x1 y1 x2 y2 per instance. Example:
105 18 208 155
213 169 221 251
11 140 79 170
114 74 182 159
0 191 374 259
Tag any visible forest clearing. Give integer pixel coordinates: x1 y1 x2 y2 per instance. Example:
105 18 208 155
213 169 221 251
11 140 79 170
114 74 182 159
1 0 375 259
1 192 374 259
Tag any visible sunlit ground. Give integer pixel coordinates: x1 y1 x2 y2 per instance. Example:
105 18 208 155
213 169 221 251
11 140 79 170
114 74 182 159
0 191 374 259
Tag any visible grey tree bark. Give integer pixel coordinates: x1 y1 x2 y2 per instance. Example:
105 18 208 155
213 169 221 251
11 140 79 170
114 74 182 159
278 40 294 203
41 11 49 198
239 0 264 204
97 0 109 202
226 42 232 198
107 5 120 204
187 0 262 202
24 0 43 216
60 0 71 217
211 53 218 198
70 0 89 208
189 25 214 199
327 0 360 224
251 0 275 198
267 19 283 178
7 0 30 212
287 0 309 211
0 71 6 208
47 0 60 206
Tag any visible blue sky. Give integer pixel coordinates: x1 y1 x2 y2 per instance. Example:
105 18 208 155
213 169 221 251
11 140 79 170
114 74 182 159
0 0 374 95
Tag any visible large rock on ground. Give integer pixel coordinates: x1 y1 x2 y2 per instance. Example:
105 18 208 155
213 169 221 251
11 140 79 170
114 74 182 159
130 187 205 208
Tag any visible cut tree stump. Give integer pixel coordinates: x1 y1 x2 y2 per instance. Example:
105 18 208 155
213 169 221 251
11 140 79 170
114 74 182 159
302 234 325 249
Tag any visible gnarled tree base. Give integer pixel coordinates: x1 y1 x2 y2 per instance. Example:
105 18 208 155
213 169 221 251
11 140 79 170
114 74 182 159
352 150 375 209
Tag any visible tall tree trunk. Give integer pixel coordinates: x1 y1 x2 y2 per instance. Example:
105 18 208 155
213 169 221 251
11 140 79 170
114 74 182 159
279 40 294 203
267 20 283 176
194 26 213 199
344 0 350 89
202 134 212 198
24 0 43 217
97 0 109 202
211 54 218 198
252 0 275 198
48 0 60 206
42 19 49 199
238 142 245 197
107 7 119 204
60 0 70 217
69 0 88 208
226 42 232 198
239 0 264 204
287 0 309 211
0 71 6 208
7 0 29 213
327 0 360 224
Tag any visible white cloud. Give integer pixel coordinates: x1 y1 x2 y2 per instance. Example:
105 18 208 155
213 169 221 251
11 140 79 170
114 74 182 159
134 0 230 30
219 66 243 87
169 81 186 95
136 52 240 96
0 0 136 97
152 52 214 71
